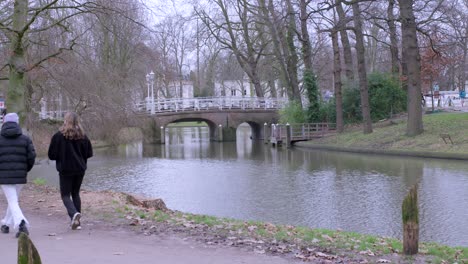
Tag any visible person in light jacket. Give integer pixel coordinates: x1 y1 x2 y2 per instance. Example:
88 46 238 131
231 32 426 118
48 112 93 230
0 113 36 238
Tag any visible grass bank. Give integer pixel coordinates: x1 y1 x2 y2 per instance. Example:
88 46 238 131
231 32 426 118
27 181 467 263
297 112 468 158
117 199 468 263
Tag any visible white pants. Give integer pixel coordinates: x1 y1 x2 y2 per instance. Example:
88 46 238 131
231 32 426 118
1 185 29 230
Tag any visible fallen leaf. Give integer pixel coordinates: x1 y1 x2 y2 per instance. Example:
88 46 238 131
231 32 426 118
377 259 390 263
247 225 257 232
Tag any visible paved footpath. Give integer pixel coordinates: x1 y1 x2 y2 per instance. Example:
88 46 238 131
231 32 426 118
0 203 296 264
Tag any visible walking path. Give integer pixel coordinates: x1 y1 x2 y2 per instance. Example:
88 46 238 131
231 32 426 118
0 190 295 264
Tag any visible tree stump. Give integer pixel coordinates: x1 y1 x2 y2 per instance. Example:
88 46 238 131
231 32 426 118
402 184 419 255
18 233 42 264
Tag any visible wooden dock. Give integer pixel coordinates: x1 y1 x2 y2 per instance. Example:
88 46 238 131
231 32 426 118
268 123 336 147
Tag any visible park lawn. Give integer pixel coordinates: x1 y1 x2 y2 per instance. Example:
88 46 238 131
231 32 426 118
306 112 468 154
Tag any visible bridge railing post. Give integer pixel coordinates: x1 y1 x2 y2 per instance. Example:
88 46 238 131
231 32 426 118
286 123 292 148
160 126 165 144
218 124 223 141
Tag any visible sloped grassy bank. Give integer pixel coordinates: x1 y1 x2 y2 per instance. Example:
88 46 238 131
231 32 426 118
296 112 468 159
113 194 468 263
26 182 467 263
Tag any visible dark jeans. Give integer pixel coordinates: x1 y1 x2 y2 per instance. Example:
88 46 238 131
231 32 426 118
59 172 84 219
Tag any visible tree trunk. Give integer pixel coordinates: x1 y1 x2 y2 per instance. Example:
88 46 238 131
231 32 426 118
402 184 419 255
332 31 344 133
461 40 467 92
259 0 289 98
300 0 313 71
300 0 319 116
267 77 277 98
18 233 42 264
7 0 28 118
352 2 372 134
387 0 400 75
398 0 423 136
285 0 301 104
336 0 354 83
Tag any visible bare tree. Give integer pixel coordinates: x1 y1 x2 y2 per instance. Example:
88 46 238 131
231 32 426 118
196 0 266 97
351 1 372 134
398 0 423 136
387 0 400 75
335 0 354 82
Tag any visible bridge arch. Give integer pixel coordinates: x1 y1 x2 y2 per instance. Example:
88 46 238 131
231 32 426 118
162 117 218 141
149 110 280 143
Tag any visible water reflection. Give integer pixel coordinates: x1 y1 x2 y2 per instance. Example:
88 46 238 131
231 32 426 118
29 125 468 247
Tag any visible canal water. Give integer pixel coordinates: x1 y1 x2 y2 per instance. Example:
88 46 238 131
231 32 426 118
31 125 468 247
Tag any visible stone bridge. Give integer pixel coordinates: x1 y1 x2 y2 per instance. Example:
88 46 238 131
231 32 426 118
147 110 280 143
138 97 285 143
38 96 286 143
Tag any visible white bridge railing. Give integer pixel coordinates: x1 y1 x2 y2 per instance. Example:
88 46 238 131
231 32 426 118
136 96 288 114
36 96 288 120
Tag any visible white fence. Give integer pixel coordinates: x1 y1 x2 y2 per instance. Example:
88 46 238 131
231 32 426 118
136 96 288 114
423 95 467 109
34 96 288 121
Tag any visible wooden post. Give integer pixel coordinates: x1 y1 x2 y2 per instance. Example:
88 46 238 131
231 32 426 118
402 184 419 255
18 233 42 264
218 124 223 141
160 126 165 144
286 123 292 148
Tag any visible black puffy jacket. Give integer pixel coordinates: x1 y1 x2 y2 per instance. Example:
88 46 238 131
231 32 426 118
0 122 36 185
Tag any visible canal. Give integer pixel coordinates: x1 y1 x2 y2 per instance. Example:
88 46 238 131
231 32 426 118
31 125 468 247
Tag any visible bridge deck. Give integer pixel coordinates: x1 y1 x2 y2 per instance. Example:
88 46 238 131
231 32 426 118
270 123 336 146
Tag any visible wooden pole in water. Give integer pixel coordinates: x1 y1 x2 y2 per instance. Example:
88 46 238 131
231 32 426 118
402 184 419 255
18 233 42 264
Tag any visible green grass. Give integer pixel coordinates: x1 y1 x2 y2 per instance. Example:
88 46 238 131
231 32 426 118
185 214 222 226
305 112 468 154
153 210 170 222
135 210 147 219
32 178 47 186
119 199 467 263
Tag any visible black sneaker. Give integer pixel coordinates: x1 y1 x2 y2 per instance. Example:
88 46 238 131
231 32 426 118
1 225 9 234
15 220 29 238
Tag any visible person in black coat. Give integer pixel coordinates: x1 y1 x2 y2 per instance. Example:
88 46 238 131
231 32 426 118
0 113 36 238
48 112 93 230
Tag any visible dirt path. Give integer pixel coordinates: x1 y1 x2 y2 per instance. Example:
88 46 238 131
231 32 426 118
0 186 297 264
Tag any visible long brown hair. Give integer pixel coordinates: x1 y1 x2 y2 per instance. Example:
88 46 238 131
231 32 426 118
60 112 85 140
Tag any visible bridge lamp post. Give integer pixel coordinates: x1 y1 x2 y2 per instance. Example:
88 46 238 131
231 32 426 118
147 71 155 114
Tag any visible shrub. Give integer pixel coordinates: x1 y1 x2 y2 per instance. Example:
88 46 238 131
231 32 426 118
341 72 407 124
279 101 306 123
368 72 406 121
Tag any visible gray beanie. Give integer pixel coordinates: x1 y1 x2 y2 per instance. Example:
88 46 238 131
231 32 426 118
4 113 19 124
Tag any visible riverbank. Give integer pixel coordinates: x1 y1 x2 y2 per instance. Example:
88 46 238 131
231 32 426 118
12 183 467 263
296 112 468 160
